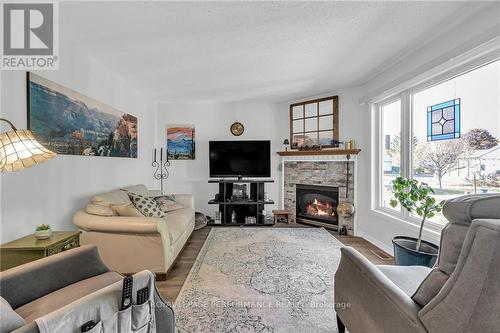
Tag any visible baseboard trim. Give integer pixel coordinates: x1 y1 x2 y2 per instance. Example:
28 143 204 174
356 231 393 255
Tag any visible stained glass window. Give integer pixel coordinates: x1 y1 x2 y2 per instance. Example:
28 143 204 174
427 98 461 141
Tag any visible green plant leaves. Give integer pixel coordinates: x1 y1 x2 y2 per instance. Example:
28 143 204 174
390 177 446 220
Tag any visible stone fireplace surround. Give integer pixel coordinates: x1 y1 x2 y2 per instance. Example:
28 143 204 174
281 155 356 234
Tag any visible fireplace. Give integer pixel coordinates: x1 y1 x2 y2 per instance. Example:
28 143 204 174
296 184 339 226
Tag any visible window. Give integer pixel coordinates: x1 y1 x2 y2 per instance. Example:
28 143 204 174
381 100 401 210
290 96 338 148
376 59 500 226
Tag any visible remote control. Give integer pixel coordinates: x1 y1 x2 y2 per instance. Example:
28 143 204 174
137 286 149 305
81 320 97 332
120 276 133 310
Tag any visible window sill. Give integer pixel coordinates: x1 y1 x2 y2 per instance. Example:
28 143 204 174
371 208 444 238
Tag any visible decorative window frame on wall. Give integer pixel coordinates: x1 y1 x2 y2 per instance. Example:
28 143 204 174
289 96 339 149
369 42 500 234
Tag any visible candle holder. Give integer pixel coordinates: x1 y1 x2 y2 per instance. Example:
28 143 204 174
152 148 170 195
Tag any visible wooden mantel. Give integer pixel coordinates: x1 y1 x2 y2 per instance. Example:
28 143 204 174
276 148 361 158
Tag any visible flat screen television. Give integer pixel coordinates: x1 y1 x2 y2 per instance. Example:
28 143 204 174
209 140 271 178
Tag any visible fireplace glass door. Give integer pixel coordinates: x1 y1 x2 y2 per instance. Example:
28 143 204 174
296 184 339 225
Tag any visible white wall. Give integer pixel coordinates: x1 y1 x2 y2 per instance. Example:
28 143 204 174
155 102 288 216
0 49 155 243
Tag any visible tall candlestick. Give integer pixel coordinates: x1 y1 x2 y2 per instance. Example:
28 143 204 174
152 146 170 195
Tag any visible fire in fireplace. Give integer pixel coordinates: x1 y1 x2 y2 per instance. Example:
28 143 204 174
296 184 339 225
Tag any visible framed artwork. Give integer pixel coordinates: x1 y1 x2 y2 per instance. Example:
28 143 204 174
427 99 461 141
166 124 195 160
289 96 339 148
27 73 137 158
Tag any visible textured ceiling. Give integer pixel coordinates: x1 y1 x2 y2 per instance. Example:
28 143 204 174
61 1 491 102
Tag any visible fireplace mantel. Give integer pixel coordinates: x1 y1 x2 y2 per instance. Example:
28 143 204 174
277 148 361 158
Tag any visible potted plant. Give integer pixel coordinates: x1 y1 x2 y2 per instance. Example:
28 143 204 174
390 177 445 267
34 224 52 240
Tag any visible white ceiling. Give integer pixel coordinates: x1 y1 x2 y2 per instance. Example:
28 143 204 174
61 1 492 103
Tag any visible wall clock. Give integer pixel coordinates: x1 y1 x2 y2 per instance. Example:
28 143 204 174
230 122 244 136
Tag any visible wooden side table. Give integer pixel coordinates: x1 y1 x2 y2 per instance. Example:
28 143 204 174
273 210 293 224
0 231 81 271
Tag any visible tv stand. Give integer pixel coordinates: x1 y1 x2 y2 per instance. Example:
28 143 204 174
208 179 275 226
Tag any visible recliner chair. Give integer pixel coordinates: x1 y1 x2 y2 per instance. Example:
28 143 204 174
334 194 500 333
0 245 175 333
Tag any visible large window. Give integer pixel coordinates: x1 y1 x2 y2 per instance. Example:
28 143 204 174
376 59 500 226
381 100 401 210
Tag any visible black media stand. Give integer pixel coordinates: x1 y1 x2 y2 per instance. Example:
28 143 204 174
208 179 275 226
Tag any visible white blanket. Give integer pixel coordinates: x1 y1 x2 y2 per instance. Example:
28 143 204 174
35 270 156 333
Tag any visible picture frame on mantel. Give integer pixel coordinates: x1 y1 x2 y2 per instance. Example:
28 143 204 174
289 95 339 149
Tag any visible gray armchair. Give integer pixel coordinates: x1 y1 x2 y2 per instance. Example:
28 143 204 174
334 194 500 333
0 245 175 333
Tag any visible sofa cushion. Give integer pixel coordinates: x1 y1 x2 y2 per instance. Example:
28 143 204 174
163 207 194 243
128 192 165 218
443 194 500 225
155 195 184 213
378 265 431 297
111 203 143 217
1 296 26 333
15 272 122 323
121 184 149 196
86 203 117 217
91 190 131 207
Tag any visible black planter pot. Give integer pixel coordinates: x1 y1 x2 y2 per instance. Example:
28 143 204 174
392 236 439 268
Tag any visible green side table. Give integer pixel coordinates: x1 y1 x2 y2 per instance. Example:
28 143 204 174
0 231 81 271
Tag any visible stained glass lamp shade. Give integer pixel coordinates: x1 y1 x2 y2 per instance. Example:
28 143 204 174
0 118 57 172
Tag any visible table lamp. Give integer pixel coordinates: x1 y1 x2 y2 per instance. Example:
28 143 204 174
0 118 57 172
283 139 290 151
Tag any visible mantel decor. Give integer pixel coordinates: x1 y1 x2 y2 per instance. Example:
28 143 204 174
277 148 360 158
290 95 339 149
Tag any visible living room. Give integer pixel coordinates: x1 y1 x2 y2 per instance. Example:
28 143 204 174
1 1 499 333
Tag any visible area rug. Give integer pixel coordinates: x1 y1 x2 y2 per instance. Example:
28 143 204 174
174 227 343 333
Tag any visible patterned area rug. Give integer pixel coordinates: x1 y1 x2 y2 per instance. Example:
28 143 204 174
174 227 343 333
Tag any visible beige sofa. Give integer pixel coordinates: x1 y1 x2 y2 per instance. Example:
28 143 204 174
73 185 194 276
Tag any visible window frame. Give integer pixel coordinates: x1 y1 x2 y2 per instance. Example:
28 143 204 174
378 96 403 214
373 55 500 233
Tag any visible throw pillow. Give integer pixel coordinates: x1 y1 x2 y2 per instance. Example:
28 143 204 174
155 195 184 213
111 203 143 217
85 203 117 217
128 192 165 218
0 297 26 333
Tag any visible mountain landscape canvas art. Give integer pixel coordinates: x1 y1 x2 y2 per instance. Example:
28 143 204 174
28 73 138 158
167 125 195 160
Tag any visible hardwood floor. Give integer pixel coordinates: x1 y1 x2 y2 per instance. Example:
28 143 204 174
156 224 394 304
